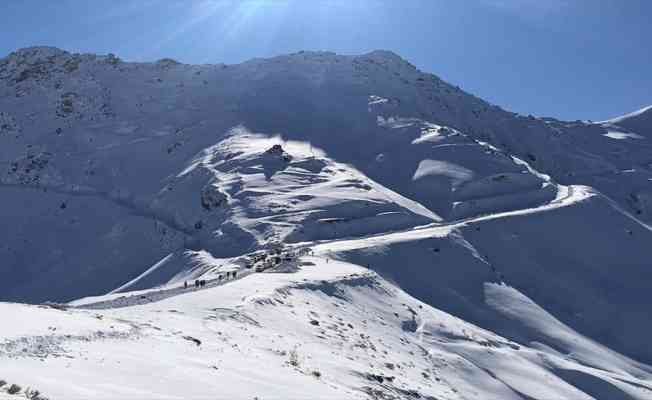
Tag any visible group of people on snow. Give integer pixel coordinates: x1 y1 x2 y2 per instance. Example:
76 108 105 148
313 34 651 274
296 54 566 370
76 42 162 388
183 271 239 290
181 245 310 291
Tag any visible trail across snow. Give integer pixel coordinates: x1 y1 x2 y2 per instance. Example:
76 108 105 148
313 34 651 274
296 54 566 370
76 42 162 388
71 180 587 312
72 268 254 310
72 178 590 313
307 184 588 255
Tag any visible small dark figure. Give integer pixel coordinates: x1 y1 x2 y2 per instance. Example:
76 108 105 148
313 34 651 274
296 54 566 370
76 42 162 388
201 280 206 287
233 271 238 278
218 275 223 281
184 281 188 289
194 280 199 288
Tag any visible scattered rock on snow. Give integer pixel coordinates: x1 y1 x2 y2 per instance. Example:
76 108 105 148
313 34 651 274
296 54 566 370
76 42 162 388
200 184 227 211
182 336 202 346
264 144 292 162
7 384 21 394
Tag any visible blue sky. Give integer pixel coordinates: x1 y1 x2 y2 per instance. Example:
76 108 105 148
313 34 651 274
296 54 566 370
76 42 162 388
1 0 650 120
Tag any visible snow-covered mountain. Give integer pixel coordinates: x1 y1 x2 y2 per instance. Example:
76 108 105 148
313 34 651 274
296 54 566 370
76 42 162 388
1 46 651 399
599 105 652 139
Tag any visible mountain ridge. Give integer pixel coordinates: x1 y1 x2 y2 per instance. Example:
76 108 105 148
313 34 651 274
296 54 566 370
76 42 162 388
1 45 650 299
1 47 652 398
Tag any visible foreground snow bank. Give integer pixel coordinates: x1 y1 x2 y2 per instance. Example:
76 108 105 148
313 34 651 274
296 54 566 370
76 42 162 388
2 256 652 399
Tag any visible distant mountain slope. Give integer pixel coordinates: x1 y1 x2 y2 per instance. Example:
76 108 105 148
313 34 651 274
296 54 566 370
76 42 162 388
600 105 652 138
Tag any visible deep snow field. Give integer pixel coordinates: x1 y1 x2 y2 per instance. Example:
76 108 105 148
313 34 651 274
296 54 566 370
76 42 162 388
3 255 652 399
1 47 651 399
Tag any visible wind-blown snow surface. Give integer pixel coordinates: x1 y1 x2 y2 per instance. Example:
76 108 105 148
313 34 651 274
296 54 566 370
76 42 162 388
1 47 652 398
3 258 652 400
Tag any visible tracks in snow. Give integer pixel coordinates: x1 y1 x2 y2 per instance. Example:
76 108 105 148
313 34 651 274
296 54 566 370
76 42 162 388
75 268 255 310
75 182 588 310
308 184 589 255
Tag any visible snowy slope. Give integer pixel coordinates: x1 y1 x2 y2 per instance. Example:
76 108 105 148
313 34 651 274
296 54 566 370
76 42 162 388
3 256 652 400
600 105 652 138
0 46 572 302
1 46 652 399
311 185 652 365
152 126 438 255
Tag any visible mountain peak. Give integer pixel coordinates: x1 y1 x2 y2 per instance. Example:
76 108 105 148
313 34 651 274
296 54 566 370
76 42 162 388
599 104 652 137
363 49 404 60
4 46 71 61
602 104 652 124
357 49 418 69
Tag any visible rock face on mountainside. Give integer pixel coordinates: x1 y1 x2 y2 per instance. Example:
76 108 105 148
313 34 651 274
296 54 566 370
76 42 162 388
1 46 651 373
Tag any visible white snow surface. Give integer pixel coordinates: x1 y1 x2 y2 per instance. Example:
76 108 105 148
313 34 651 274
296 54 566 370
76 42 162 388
3 257 652 400
1 47 652 399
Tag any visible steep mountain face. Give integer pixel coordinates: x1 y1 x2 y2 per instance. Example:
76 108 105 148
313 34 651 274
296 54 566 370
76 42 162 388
0 46 555 301
1 47 652 398
2 47 649 299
